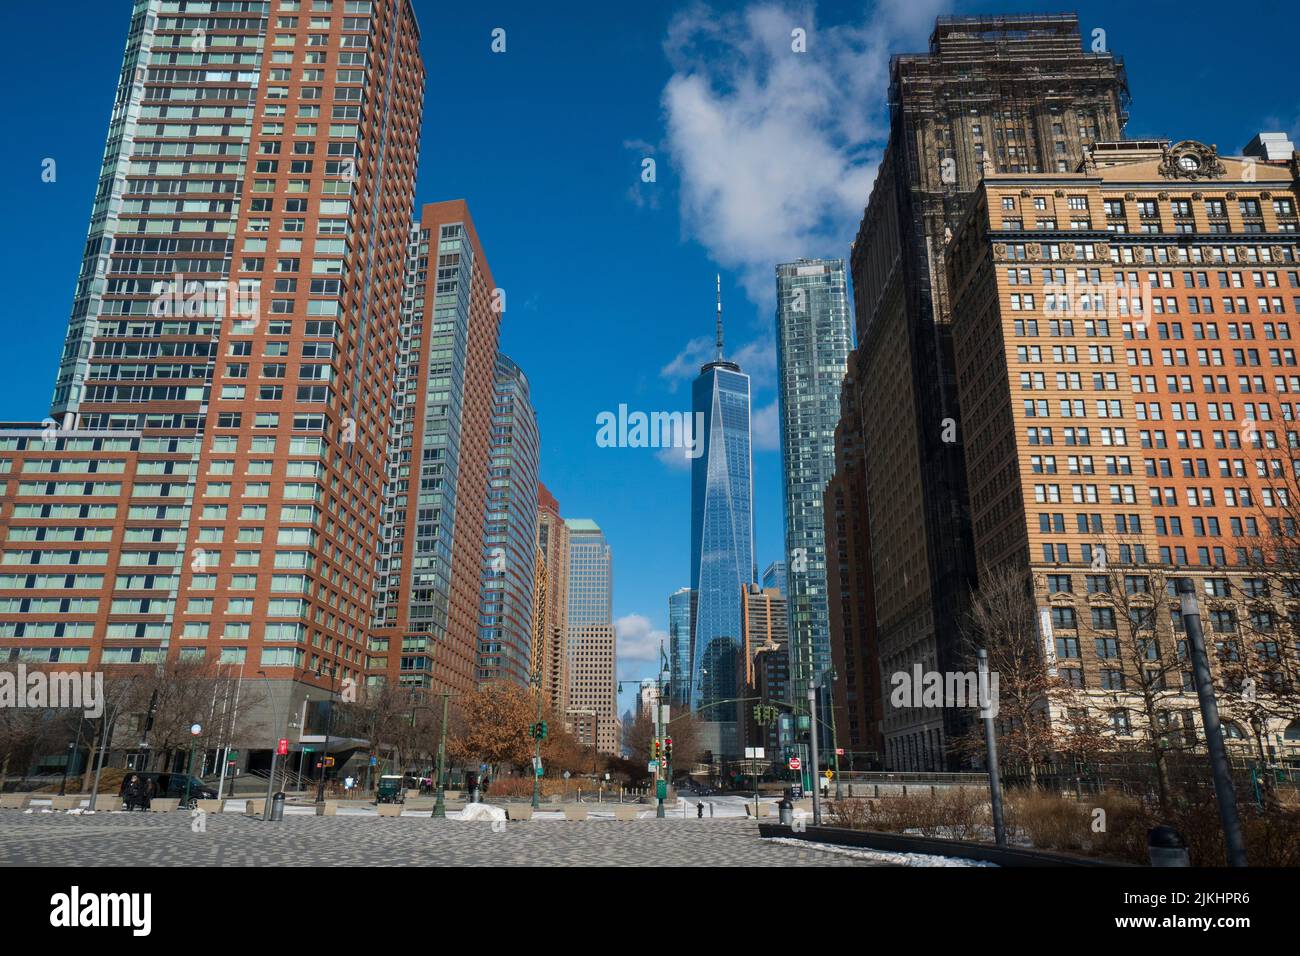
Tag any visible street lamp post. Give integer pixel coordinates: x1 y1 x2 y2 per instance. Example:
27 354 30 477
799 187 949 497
1178 578 1248 866
807 685 822 826
432 692 450 819
183 722 202 808
314 664 339 803
257 670 283 821
58 718 85 797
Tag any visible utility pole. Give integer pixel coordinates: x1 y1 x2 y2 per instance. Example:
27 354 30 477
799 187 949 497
1179 579 1248 866
807 684 822 826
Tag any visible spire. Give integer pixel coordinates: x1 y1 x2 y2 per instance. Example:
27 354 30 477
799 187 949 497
715 273 724 361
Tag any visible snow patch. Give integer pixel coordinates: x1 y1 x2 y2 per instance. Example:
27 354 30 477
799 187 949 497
765 837 998 867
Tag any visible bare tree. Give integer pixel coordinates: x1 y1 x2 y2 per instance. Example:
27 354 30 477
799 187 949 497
958 562 1107 786
1090 543 1187 815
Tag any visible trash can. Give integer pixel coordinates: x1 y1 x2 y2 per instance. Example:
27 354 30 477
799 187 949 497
779 787 794 826
466 771 481 804
270 791 286 822
1147 825 1189 866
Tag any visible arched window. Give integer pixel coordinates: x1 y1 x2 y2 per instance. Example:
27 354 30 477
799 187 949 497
1220 721 1247 740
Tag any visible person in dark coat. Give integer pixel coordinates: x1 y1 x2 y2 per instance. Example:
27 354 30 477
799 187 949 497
142 775 156 811
122 774 144 811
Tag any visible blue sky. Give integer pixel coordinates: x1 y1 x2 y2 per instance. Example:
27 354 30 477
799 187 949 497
2 1 1297 715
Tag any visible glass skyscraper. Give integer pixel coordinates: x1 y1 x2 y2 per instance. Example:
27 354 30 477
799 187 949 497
667 587 692 707
689 278 753 756
761 560 788 597
775 259 852 702
477 354 540 685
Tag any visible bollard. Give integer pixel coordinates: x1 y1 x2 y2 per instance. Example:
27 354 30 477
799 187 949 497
697 802 705 819
1147 825 1190 867
270 791 285 822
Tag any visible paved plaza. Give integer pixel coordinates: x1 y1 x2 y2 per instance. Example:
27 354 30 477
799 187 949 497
0 811 890 867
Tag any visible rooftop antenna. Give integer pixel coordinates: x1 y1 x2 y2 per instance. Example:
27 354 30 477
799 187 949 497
715 273 724 361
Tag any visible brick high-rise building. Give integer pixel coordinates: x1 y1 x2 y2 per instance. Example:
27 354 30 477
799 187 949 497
370 201 501 697
2 0 426 771
833 13 1130 770
739 584 790 758
533 483 569 713
824 366 884 767
945 137 1300 754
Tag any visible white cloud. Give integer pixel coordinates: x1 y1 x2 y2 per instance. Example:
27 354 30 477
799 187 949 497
656 443 694 471
616 613 668 663
659 334 776 391
661 0 951 304
659 336 715 390
752 399 781 451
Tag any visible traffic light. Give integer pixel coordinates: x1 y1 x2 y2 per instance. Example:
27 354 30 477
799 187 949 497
540 720 548 740
652 739 661 759
664 737 673 761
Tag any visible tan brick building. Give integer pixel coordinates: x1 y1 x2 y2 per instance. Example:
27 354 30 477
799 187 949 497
946 137 1300 754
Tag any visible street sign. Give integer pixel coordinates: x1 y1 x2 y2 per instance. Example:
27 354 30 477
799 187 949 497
562 770 570 780
303 746 315 753
227 749 239 760
744 746 765 759
788 756 802 771
532 757 543 777
369 755 377 766
824 769 834 780
189 723 202 736
648 760 660 772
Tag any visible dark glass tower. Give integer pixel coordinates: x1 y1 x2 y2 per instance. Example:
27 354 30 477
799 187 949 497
689 277 753 757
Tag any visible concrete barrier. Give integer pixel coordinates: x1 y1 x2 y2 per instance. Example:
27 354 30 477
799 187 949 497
404 789 421 802
244 799 264 816
0 793 33 810
315 800 338 816
196 799 225 814
507 805 533 821
50 794 87 811
562 805 588 821
149 798 181 813
613 806 640 821
377 803 404 817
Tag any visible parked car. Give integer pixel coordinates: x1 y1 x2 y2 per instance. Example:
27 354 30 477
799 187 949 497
119 772 217 809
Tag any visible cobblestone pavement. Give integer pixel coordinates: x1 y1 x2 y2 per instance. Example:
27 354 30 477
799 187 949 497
0 812 892 866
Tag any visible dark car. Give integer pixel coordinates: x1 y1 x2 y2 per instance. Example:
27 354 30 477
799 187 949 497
119 772 217 808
